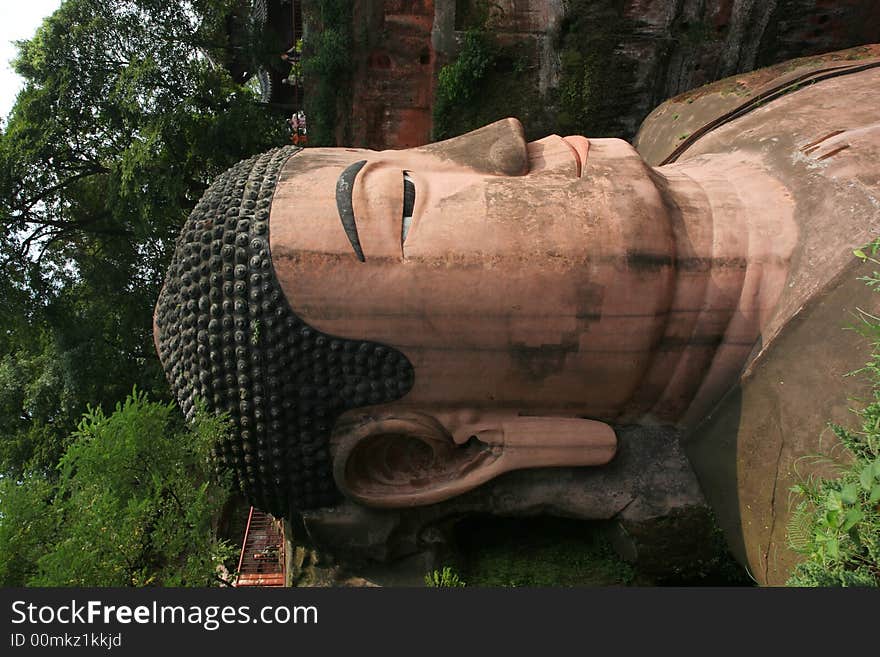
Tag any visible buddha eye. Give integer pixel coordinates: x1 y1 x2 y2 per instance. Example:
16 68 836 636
402 172 416 243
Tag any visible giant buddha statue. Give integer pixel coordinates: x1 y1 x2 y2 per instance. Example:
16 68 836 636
155 45 880 584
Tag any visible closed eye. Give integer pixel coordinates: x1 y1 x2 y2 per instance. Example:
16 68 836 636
402 172 416 243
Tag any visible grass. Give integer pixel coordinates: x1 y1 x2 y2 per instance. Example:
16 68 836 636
454 517 638 587
448 512 751 588
425 566 467 587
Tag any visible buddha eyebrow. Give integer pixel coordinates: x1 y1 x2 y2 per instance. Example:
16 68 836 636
336 160 367 262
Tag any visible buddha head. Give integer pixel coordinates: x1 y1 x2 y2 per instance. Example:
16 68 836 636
154 117 788 518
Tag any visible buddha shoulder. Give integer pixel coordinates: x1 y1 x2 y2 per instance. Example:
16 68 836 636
634 44 880 166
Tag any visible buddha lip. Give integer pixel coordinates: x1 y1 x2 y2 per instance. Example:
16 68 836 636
562 136 590 177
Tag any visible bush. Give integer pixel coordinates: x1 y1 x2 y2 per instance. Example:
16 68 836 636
437 30 494 106
0 473 55 586
302 1 353 145
425 566 466 587
552 0 638 138
0 390 236 587
432 29 495 140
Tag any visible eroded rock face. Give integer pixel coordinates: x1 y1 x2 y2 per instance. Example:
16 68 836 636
347 0 437 149
341 0 880 146
601 0 880 138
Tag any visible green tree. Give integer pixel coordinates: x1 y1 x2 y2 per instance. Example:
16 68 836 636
0 391 236 587
0 0 287 477
0 473 55 586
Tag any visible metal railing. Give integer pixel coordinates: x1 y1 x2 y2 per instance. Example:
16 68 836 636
234 506 286 587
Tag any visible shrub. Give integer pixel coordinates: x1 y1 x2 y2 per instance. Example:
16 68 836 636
552 0 639 138
432 29 495 140
302 0 353 145
425 566 467 587
0 389 236 587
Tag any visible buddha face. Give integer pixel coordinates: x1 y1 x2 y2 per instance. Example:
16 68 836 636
273 119 677 403
156 118 680 514
266 118 679 508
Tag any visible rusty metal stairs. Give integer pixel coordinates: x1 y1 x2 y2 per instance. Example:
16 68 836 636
234 507 286 587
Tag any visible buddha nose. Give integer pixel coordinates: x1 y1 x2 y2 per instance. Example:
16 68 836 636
417 117 529 176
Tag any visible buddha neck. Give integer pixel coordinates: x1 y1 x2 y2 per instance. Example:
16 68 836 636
623 152 797 427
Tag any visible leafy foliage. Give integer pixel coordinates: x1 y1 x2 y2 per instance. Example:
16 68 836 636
437 30 494 107
553 0 638 138
0 391 236 587
432 22 554 143
301 0 352 145
0 473 55 587
432 29 496 140
0 2 283 587
0 0 286 479
786 240 880 587
425 566 466 588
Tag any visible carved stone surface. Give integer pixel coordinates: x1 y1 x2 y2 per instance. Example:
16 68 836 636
299 425 714 579
635 44 880 165
333 413 616 508
643 50 880 583
347 0 437 149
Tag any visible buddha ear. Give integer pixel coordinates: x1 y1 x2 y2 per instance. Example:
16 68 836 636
331 412 503 508
332 412 617 508
414 118 529 176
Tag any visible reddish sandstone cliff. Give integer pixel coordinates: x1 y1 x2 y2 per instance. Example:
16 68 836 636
348 0 437 149
334 0 880 148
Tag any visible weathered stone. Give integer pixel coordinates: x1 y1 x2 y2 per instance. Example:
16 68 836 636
295 426 713 579
340 1 880 147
